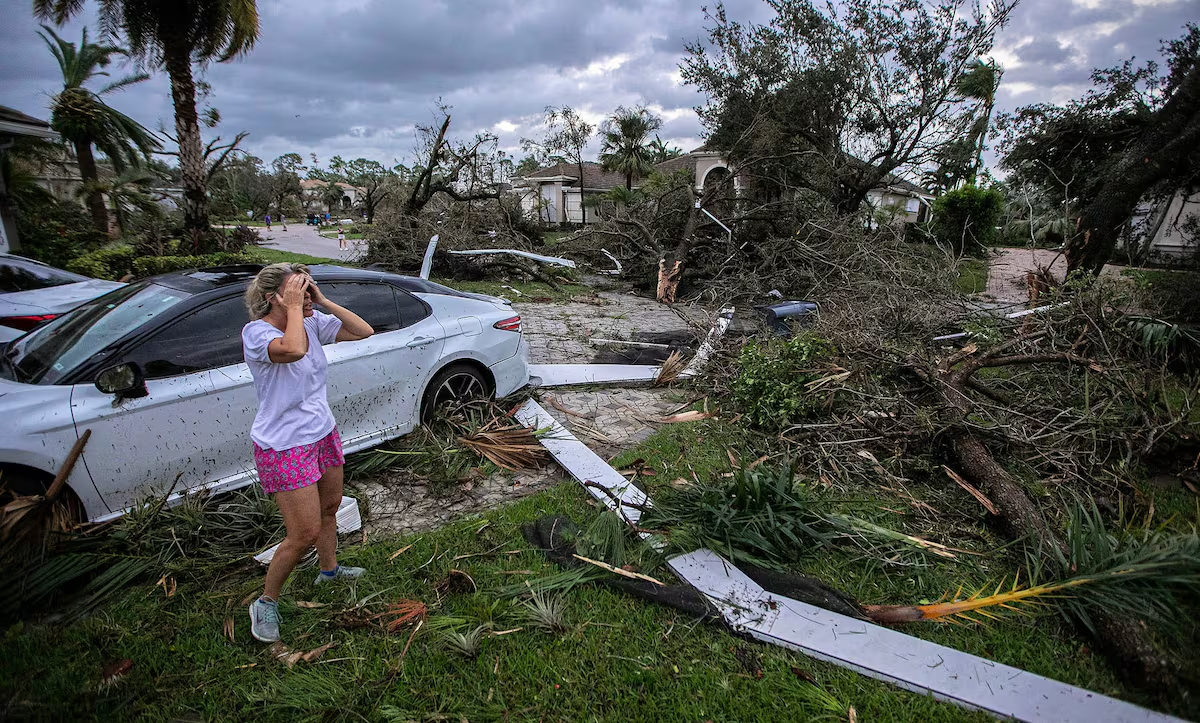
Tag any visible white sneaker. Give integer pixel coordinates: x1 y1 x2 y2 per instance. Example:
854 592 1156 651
314 565 365 585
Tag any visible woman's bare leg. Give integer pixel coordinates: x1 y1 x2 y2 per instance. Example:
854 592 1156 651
264 485 322 600
314 465 344 571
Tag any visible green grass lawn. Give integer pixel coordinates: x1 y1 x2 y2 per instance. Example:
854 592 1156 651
2 414 1186 722
248 248 342 266
955 258 989 294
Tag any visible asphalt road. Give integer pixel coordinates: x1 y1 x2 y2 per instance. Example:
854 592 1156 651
254 223 365 263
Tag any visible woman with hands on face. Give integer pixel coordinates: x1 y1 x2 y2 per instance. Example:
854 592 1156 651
240 263 373 643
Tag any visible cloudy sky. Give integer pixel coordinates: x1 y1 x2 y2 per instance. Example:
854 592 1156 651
1 0 1196 171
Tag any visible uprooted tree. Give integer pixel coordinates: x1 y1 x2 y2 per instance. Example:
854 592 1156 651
998 23 1200 275
681 0 1017 214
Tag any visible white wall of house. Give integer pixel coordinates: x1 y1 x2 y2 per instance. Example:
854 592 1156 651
1147 190 1199 258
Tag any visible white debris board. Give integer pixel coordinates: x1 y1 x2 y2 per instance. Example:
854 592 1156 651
667 549 1182 723
527 363 660 387
514 399 650 525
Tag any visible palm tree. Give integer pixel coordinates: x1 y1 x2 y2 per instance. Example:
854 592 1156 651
599 107 664 190
83 167 160 234
35 0 260 237
38 26 158 233
648 135 682 164
955 59 1003 186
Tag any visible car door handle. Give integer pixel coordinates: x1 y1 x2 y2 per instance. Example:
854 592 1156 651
405 337 435 348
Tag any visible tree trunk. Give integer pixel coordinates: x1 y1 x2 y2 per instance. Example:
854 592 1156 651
163 47 210 238
577 158 587 226
656 190 701 303
1066 63 1200 276
73 138 109 234
927 360 1179 693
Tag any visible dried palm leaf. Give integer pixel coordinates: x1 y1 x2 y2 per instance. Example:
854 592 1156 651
655 350 686 385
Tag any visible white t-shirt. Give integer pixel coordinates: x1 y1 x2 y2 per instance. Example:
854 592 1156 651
242 311 343 451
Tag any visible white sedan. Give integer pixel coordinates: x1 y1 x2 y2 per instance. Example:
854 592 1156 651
0 253 125 343
0 264 529 522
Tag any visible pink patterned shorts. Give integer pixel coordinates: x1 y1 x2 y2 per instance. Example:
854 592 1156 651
253 427 344 494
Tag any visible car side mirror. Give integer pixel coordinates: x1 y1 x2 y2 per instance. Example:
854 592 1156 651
96 362 148 400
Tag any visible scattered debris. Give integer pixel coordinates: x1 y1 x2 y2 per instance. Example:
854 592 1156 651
419 235 439 280
457 414 548 471
681 307 735 378
448 249 576 268
528 363 662 387
654 351 687 386
589 338 672 350
943 466 998 515
572 554 664 585
99 658 133 687
254 496 361 564
599 248 622 275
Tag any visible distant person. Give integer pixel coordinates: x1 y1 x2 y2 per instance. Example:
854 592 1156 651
337 226 347 251
324 212 330 226
280 214 287 231
265 214 272 230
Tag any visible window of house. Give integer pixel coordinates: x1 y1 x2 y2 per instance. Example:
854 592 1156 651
319 282 401 334
905 198 921 213
121 295 246 379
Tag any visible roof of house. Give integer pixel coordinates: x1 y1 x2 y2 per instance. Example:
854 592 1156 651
521 161 627 191
0 106 58 140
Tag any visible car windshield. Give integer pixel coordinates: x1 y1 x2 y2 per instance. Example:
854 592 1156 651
0 257 89 292
3 282 190 385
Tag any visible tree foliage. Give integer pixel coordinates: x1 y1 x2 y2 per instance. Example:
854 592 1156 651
38 25 159 233
522 106 594 224
329 156 397 224
681 0 1016 214
35 0 260 236
598 106 663 190
997 24 1200 274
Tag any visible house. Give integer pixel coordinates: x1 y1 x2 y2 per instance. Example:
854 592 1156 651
515 146 933 225
300 179 366 212
1138 190 1199 260
0 106 60 253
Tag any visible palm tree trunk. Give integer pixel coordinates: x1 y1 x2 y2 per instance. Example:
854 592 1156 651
163 47 210 238
73 139 109 233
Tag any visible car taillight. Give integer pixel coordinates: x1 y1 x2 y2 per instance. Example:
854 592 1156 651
0 314 58 332
493 315 521 332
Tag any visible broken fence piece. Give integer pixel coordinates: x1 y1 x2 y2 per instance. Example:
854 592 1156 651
447 249 576 268
419 235 439 280
667 548 1181 723
254 496 361 564
514 399 651 527
527 363 661 387
681 307 735 378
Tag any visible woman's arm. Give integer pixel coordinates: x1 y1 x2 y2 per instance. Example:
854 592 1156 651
308 279 374 341
267 274 310 363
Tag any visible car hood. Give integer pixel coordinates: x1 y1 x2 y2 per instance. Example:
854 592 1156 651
0 279 125 315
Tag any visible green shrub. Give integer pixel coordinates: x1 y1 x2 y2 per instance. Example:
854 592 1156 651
930 186 1004 255
132 252 257 278
731 334 836 430
13 192 108 269
66 245 138 280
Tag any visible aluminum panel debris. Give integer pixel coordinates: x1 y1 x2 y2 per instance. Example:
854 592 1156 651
254 496 362 564
419 235 439 280
527 363 661 387
514 399 649 525
448 249 577 268
667 549 1181 723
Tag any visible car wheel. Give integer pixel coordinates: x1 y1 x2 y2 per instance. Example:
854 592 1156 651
0 465 85 524
421 363 492 422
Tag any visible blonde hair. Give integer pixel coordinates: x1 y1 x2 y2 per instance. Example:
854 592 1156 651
244 262 310 319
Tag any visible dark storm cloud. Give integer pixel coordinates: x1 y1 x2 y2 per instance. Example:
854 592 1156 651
1 0 1195 165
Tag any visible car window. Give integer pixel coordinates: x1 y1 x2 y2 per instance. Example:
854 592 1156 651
120 296 247 379
0 257 89 293
6 283 190 385
396 288 430 328
319 282 401 334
